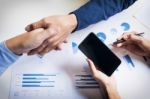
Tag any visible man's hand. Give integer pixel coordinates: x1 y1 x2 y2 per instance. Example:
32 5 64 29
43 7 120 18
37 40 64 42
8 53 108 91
87 59 121 99
25 14 77 55
6 29 50 55
114 32 150 57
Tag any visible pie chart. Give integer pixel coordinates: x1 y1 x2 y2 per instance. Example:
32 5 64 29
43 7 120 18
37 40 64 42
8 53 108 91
121 22 130 31
96 32 106 42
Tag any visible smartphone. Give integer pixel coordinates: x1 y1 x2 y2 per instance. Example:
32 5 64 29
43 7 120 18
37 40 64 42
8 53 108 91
78 33 121 76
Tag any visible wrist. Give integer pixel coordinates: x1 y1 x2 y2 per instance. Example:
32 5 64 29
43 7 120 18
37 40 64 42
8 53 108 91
67 14 77 32
6 36 23 55
105 84 121 99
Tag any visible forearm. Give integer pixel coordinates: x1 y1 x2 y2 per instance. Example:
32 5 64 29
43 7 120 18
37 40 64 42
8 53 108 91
6 33 28 55
73 0 136 31
106 84 121 99
63 14 78 33
5 30 44 55
0 32 32 75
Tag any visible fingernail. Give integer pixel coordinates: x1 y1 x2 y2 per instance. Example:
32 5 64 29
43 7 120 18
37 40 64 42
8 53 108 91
117 44 122 47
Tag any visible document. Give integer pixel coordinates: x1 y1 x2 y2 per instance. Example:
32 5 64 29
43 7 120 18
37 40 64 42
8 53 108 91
10 14 150 99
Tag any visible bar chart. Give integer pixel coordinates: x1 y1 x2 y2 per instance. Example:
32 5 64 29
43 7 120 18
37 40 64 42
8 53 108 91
10 72 66 99
22 74 56 87
74 74 99 89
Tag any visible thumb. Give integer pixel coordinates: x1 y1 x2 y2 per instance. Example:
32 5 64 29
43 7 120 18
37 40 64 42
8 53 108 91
30 28 49 42
87 59 97 75
25 20 46 32
86 59 108 83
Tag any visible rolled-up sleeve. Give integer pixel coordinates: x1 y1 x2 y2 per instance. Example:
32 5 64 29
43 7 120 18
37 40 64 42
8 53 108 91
0 42 20 75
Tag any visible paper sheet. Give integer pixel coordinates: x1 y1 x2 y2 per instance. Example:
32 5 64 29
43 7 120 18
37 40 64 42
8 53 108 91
10 13 150 99
133 2 150 30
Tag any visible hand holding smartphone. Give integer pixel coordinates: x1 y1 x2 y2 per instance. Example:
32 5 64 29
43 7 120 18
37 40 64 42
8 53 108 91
79 33 121 76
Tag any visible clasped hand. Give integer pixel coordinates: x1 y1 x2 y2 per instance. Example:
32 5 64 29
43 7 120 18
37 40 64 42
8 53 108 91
6 14 77 55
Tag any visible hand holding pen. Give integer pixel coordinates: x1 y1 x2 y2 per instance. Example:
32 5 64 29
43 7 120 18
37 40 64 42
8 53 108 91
113 31 150 58
113 32 144 45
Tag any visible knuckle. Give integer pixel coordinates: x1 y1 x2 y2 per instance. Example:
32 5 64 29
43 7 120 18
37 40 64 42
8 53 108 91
32 23 37 28
37 48 42 53
47 39 58 48
42 18 48 23
47 39 53 44
51 42 57 48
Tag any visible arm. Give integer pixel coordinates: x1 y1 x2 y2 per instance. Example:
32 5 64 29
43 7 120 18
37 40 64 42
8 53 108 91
0 42 20 75
0 29 50 75
24 0 136 55
73 0 137 31
114 31 150 57
87 59 121 99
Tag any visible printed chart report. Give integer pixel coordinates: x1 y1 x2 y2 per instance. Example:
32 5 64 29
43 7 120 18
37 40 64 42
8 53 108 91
9 54 102 99
9 15 150 99
9 64 102 99
9 72 66 99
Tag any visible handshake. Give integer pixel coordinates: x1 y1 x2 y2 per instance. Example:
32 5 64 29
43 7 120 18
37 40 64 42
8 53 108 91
5 14 150 58
6 14 77 56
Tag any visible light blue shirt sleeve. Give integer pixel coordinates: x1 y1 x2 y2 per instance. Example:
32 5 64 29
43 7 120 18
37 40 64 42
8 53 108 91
0 42 20 76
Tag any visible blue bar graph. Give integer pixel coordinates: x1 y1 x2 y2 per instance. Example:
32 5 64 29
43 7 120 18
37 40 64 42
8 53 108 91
23 77 49 80
23 74 56 76
22 73 56 88
22 85 54 87
22 81 54 83
123 55 135 68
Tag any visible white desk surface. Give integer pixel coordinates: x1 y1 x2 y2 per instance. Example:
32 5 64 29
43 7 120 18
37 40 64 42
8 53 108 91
0 0 150 99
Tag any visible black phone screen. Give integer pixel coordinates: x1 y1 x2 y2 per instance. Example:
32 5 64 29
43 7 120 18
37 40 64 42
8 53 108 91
78 33 121 76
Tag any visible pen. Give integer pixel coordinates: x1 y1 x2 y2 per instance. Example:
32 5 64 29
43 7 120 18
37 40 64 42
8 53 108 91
113 32 144 45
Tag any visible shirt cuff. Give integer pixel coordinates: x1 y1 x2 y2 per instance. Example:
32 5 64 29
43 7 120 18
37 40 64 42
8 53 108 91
3 41 21 59
0 41 21 75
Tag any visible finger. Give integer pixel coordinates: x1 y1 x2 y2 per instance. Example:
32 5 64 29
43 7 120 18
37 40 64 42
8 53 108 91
55 44 62 51
117 33 126 41
35 28 59 52
27 38 49 55
117 31 137 41
25 20 46 32
86 59 98 75
30 43 48 55
86 59 108 83
38 45 52 55
27 49 38 55
55 38 67 50
38 34 60 53
122 31 136 37
116 42 126 47
51 33 68 49
128 34 143 44
63 38 68 43
46 36 64 51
